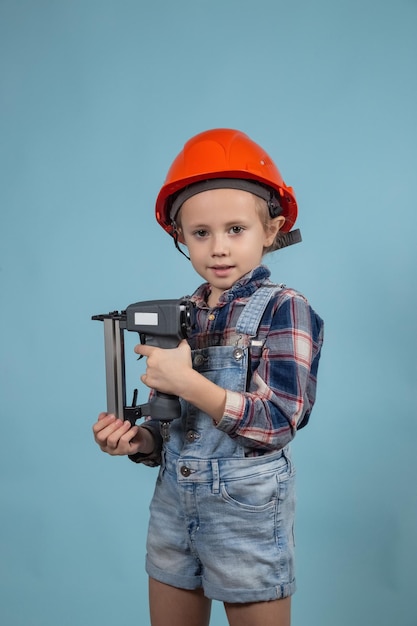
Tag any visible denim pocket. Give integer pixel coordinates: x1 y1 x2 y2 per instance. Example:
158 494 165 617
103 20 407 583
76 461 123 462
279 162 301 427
220 465 283 512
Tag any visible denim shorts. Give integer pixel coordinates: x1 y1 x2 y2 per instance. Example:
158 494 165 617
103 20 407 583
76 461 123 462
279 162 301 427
145 447 296 603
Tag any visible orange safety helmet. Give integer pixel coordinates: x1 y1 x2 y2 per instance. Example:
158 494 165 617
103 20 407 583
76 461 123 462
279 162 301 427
155 128 298 236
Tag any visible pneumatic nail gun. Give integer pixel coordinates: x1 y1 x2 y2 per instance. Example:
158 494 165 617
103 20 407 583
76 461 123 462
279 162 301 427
92 298 194 442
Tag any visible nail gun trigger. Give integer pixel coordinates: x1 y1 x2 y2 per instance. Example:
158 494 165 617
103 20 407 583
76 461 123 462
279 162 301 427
136 333 147 360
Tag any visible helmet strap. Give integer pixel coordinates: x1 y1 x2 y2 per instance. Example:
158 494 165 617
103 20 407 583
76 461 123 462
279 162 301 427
170 178 283 223
173 228 191 260
274 229 302 249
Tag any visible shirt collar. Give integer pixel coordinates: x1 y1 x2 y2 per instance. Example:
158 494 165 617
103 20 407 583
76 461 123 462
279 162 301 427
191 265 271 307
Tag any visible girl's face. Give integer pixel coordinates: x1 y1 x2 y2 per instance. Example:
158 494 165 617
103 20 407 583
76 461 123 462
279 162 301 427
178 188 284 306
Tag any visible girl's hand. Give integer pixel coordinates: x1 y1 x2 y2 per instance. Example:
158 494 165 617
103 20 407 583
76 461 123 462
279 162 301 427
92 412 154 456
134 339 192 397
135 339 226 424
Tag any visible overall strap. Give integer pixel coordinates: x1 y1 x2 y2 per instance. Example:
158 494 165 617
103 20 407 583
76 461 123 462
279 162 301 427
235 282 285 338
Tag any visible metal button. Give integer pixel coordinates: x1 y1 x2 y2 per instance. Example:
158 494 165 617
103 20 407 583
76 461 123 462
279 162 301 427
180 465 191 477
233 347 245 361
186 430 199 443
208 313 215 321
193 354 205 366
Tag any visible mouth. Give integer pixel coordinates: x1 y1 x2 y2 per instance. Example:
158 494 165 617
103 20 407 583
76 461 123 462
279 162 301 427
209 265 235 277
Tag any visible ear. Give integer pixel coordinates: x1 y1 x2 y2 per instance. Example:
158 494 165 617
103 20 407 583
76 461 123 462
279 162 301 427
264 216 286 246
174 226 186 245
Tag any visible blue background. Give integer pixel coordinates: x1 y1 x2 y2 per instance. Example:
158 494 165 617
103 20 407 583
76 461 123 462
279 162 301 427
1 1 416 625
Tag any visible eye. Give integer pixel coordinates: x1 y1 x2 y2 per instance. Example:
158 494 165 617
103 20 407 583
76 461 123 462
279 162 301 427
193 229 209 238
229 225 244 235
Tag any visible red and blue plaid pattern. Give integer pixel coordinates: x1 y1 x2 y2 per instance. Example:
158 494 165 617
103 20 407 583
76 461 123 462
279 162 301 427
187 265 324 454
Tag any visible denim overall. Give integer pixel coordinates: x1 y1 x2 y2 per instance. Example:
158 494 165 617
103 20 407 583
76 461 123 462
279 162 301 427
145 285 297 602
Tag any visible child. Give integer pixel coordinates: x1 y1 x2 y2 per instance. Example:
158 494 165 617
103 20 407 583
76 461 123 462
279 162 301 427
93 128 324 626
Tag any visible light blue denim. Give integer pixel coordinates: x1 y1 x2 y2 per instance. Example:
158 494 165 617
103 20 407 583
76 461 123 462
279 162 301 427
146 286 297 602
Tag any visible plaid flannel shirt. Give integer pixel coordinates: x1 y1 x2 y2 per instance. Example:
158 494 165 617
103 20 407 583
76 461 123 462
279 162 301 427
186 265 324 454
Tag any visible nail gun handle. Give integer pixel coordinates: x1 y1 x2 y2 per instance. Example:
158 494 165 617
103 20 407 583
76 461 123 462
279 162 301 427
149 392 182 421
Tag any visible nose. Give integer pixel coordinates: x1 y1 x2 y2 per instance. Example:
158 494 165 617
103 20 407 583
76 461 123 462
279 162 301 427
211 233 228 257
